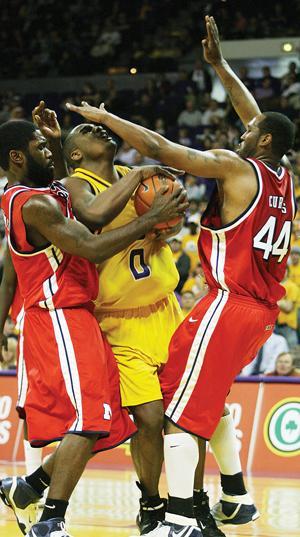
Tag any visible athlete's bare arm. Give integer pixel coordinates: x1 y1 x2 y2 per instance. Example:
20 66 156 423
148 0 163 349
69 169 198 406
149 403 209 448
22 186 188 264
0 247 17 361
32 101 68 179
62 165 183 231
66 101 252 183
202 16 260 127
203 15 292 171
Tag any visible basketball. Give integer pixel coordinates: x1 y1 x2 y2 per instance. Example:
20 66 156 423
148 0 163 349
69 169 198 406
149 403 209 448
134 174 183 230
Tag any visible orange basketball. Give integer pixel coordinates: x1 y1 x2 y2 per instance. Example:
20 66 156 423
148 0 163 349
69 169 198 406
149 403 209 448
134 174 183 230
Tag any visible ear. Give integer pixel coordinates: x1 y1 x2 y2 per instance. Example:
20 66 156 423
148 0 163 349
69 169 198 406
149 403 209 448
9 150 25 165
259 133 272 147
70 148 82 162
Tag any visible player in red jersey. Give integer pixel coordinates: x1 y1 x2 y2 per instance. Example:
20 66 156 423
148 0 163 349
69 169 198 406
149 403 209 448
0 120 187 537
66 17 296 537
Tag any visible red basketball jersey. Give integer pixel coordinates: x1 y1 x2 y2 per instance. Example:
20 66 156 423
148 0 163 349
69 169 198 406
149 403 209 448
1 182 98 311
200 158 296 306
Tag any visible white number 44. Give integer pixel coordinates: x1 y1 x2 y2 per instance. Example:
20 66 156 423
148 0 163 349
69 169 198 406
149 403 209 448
253 216 291 262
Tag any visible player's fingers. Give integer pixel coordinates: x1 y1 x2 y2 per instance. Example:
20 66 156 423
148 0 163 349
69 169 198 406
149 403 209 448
171 186 187 200
156 185 169 195
162 166 185 176
34 114 43 127
66 103 80 112
176 201 189 213
210 17 219 40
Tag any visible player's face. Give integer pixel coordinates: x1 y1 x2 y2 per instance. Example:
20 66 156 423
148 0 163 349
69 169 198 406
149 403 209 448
26 131 54 186
72 123 117 159
236 116 262 158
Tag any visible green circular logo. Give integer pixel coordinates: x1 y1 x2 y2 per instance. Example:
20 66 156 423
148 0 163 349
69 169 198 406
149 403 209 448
264 398 300 457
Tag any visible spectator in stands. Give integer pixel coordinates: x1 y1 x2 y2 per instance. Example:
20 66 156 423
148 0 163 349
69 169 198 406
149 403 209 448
174 70 197 99
169 237 191 294
0 334 18 370
182 262 208 301
276 267 299 348
177 128 193 148
281 61 300 91
116 141 138 166
238 66 255 92
241 332 289 375
201 99 226 127
265 352 300 377
184 174 205 202
180 291 197 317
190 59 212 94
181 216 200 272
177 98 202 128
289 246 300 286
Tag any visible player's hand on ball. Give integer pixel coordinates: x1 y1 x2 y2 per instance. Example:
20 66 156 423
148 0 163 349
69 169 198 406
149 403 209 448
66 101 108 123
148 185 188 226
136 165 184 182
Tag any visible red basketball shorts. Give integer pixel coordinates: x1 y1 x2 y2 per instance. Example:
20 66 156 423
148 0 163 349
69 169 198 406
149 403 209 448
160 289 278 439
22 307 136 449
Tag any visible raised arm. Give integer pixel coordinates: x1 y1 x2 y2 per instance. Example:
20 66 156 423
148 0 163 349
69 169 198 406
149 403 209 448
22 186 188 264
66 102 249 181
32 101 68 179
0 246 17 362
202 15 260 128
62 165 182 231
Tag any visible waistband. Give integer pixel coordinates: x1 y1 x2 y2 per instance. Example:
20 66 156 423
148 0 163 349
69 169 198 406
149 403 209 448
95 294 173 320
25 301 95 314
207 288 279 311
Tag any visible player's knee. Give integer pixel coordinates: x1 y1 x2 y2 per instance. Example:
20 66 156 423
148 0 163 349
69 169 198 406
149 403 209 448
132 401 164 433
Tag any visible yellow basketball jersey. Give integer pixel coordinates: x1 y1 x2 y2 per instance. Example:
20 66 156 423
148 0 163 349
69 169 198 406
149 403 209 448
71 167 179 311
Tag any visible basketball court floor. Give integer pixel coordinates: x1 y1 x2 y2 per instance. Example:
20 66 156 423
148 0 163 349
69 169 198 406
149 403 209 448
0 465 299 537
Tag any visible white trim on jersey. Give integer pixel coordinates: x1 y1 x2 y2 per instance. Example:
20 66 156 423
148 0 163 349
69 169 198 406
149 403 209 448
41 274 59 310
210 232 229 291
16 308 28 410
262 161 285 180
290 174 297 220
49 308 83 431
201 158 263 233
166 290 229 423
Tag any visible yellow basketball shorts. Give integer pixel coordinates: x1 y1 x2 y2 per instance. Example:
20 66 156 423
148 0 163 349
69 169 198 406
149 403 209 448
98 293 184 407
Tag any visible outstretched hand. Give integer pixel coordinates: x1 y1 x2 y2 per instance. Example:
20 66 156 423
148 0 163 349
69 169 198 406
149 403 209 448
202 15 223 65
66 101 108 124
32 101 61 140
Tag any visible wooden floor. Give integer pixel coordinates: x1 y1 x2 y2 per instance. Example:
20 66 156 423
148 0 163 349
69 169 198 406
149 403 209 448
0 465 299 537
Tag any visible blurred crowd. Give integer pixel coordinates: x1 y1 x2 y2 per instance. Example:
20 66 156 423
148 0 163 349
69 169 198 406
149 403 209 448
1 57 300 375
1 0 299 78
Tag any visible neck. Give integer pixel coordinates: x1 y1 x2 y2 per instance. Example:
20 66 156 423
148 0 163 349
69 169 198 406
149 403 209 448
255 153 280 170
79 158 118 184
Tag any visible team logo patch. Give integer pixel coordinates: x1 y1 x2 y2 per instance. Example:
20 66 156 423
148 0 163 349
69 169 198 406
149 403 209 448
263 397 300 457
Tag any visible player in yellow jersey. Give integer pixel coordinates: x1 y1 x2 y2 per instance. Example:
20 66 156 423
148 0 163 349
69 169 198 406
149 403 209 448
62 122 185 534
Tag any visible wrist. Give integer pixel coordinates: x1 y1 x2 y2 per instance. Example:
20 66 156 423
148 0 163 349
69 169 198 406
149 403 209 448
212 57 227 69
48 138 62 147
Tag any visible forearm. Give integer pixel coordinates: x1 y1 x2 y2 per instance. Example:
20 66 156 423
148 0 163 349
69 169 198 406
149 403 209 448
212 59 260 127
103 113 167 160
48 139 68 179
81 172 146 229
84 214 157 263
